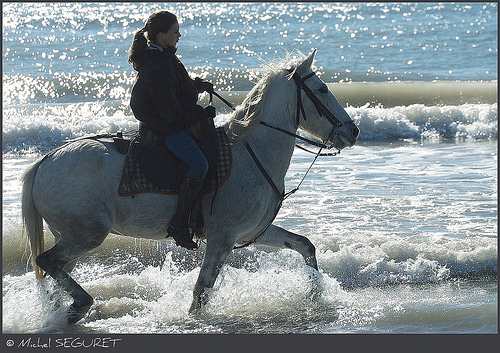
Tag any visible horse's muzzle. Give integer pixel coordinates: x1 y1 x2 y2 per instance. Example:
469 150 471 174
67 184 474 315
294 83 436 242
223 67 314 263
329 122 359 150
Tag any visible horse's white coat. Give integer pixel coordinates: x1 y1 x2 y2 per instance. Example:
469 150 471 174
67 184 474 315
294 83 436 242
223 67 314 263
21 50 358 317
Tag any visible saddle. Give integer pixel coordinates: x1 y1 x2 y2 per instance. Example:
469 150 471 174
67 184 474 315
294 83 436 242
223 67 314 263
117 126 232 197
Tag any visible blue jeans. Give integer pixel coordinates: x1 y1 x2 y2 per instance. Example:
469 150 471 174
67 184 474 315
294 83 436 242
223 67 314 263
164 130 209 180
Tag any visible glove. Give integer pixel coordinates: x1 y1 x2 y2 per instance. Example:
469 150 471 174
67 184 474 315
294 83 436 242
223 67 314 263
194 77 213 94
205 106 216 119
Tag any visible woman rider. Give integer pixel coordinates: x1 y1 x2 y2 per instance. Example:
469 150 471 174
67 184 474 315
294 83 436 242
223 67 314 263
128 11 215 250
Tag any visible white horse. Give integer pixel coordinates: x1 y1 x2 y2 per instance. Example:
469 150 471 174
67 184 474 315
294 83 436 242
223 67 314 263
21 50 359 324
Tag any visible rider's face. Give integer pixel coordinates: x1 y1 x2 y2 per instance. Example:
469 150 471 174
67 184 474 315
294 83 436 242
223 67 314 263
157 22 181 48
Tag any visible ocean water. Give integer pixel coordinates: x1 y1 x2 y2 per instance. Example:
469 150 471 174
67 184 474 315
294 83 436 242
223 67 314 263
2 2 497 336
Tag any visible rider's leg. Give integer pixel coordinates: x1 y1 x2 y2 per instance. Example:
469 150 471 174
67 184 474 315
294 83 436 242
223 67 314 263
164 130 208 249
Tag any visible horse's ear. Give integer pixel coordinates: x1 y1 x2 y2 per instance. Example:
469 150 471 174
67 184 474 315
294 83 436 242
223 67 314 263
297 49 317 74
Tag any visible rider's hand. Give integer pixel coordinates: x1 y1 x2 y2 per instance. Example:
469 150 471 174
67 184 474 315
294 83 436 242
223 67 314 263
194 77 213 94
205 106 216 119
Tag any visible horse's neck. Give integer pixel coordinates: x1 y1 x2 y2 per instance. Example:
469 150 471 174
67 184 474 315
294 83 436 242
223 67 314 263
244 81 297 185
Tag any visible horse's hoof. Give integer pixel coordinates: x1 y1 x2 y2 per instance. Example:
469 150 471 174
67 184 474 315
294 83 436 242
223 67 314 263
66 303 91 324
189 290 214 316
188 302 201 314
309 288 322 301
307 272 323 301
189 292 205 314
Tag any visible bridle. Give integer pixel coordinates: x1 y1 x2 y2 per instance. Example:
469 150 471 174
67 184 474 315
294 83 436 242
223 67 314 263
211 68 349 249
288 68 344 130
211 68 347 199
212 68 345 151
258 69 346 152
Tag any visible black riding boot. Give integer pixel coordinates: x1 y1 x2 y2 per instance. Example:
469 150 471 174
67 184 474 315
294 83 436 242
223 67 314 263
167 175 205 250
189 194 205 237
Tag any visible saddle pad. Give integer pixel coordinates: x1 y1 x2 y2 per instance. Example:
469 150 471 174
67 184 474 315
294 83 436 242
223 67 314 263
118 127 232 196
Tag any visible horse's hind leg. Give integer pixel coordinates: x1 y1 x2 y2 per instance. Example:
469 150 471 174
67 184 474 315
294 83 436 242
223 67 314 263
48 226 78 273
36 243 92 324
36 229 108 324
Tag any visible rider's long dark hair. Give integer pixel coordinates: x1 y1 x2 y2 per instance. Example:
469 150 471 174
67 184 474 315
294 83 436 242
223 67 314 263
128 10 178 71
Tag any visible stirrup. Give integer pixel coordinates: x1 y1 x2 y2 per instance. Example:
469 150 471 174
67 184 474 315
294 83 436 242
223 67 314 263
167 225 198 250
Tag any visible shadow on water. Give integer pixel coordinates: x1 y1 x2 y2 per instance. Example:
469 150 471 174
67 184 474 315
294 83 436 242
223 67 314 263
173 301 341 334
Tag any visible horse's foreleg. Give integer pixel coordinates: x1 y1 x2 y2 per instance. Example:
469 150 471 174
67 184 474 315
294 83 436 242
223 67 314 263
253 224 321 299
189 239 234 313
255 224 318 270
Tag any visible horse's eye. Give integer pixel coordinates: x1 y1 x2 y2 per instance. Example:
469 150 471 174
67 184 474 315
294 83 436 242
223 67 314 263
318 87 328 94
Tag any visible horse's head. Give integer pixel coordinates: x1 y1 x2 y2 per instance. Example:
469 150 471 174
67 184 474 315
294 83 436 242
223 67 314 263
290 50 359 150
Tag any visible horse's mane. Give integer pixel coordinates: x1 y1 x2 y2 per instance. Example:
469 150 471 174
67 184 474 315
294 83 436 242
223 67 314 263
227 50 308 146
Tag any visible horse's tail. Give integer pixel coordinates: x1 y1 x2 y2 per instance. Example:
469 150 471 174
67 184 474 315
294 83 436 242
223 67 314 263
21 158 45 279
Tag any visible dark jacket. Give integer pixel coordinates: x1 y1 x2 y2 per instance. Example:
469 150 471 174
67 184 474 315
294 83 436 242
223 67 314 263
130 46 208 137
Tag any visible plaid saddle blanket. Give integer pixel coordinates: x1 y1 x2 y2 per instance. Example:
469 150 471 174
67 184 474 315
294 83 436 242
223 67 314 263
118 127 232 196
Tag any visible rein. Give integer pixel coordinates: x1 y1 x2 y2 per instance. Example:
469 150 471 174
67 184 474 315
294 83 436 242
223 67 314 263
212 69 342 249
212 90 340 155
